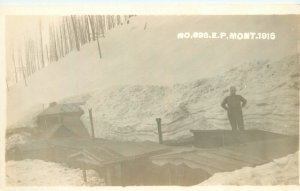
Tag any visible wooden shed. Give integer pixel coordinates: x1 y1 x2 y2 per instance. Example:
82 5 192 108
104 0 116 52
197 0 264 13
37 102 89 138
47 137 171 186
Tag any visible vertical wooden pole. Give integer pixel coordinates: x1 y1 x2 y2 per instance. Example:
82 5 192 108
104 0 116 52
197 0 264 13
19 57 28 87
156 118 163 144
89 109 95 139
96 36 102 60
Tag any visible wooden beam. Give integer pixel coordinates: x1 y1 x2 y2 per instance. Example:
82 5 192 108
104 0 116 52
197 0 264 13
89 109 95 139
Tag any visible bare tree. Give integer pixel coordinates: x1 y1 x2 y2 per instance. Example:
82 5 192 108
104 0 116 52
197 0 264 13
7 15 133 85
71 15 81 51
18 53 27 86
85 16 91 42
62 18 70 55
66 17 74 51
88 15 96 41
45 44 50 65
39 19 45 68
11 50 18 83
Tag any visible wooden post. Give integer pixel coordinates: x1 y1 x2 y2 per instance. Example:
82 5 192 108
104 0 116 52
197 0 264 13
96 36 102 60
156 118 163 144
89 109 95 139
21 65 27 87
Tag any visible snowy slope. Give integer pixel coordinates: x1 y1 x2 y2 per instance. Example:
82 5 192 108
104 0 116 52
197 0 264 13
199 152 299 185
78 54 299 142
6 159 104 186
7 15 299 128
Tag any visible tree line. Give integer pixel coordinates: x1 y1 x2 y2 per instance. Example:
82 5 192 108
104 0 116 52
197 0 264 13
9 15 134 88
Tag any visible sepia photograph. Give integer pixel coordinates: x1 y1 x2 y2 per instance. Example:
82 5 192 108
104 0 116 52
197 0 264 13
3 9 300 187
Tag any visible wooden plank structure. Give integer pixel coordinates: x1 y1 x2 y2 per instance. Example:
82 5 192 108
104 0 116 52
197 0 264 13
47 137 170 185
8 130 298 186
150 129 299 185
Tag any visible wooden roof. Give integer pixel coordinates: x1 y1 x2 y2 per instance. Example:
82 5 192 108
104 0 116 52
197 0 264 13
49 137 170 167
38 103 83 117
151 134 298 175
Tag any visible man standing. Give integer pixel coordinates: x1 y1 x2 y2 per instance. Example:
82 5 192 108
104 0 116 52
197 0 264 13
221 86 247 131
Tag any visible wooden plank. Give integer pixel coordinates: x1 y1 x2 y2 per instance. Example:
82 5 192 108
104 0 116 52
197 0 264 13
191 152 251 171
151 135 298 176
208 148 267 165
225 136 298 161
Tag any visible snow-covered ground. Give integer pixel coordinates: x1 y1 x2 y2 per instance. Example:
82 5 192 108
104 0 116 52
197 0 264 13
6 159 104 186
7 15 299 130
6 53 299 142
6 153 298 186
77 54 299 142
200 152 299 185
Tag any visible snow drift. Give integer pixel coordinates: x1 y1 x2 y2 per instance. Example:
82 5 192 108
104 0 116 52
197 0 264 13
78 54 299 142
200 152 299 185
6 159 104 186
6 133 30 151
7 53 299 142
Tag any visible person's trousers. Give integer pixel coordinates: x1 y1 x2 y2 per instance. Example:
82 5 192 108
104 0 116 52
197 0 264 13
227 109 244 131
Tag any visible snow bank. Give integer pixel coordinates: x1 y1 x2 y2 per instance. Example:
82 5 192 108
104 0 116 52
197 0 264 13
200 152 299 185
7 54 299 143
6 159 104 186
6 133 30 151
79 54 299 142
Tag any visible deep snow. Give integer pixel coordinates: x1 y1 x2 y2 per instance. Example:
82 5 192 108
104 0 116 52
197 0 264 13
77 54 299 142
200 152 299 185
7 15 299 130
5 152 298 186
6 133 30 151
5 16 299 186
6 159 104 186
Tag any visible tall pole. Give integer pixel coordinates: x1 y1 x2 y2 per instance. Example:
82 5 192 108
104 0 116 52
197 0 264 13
156 118 163 144
89 108 95 139
96 36 102 60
